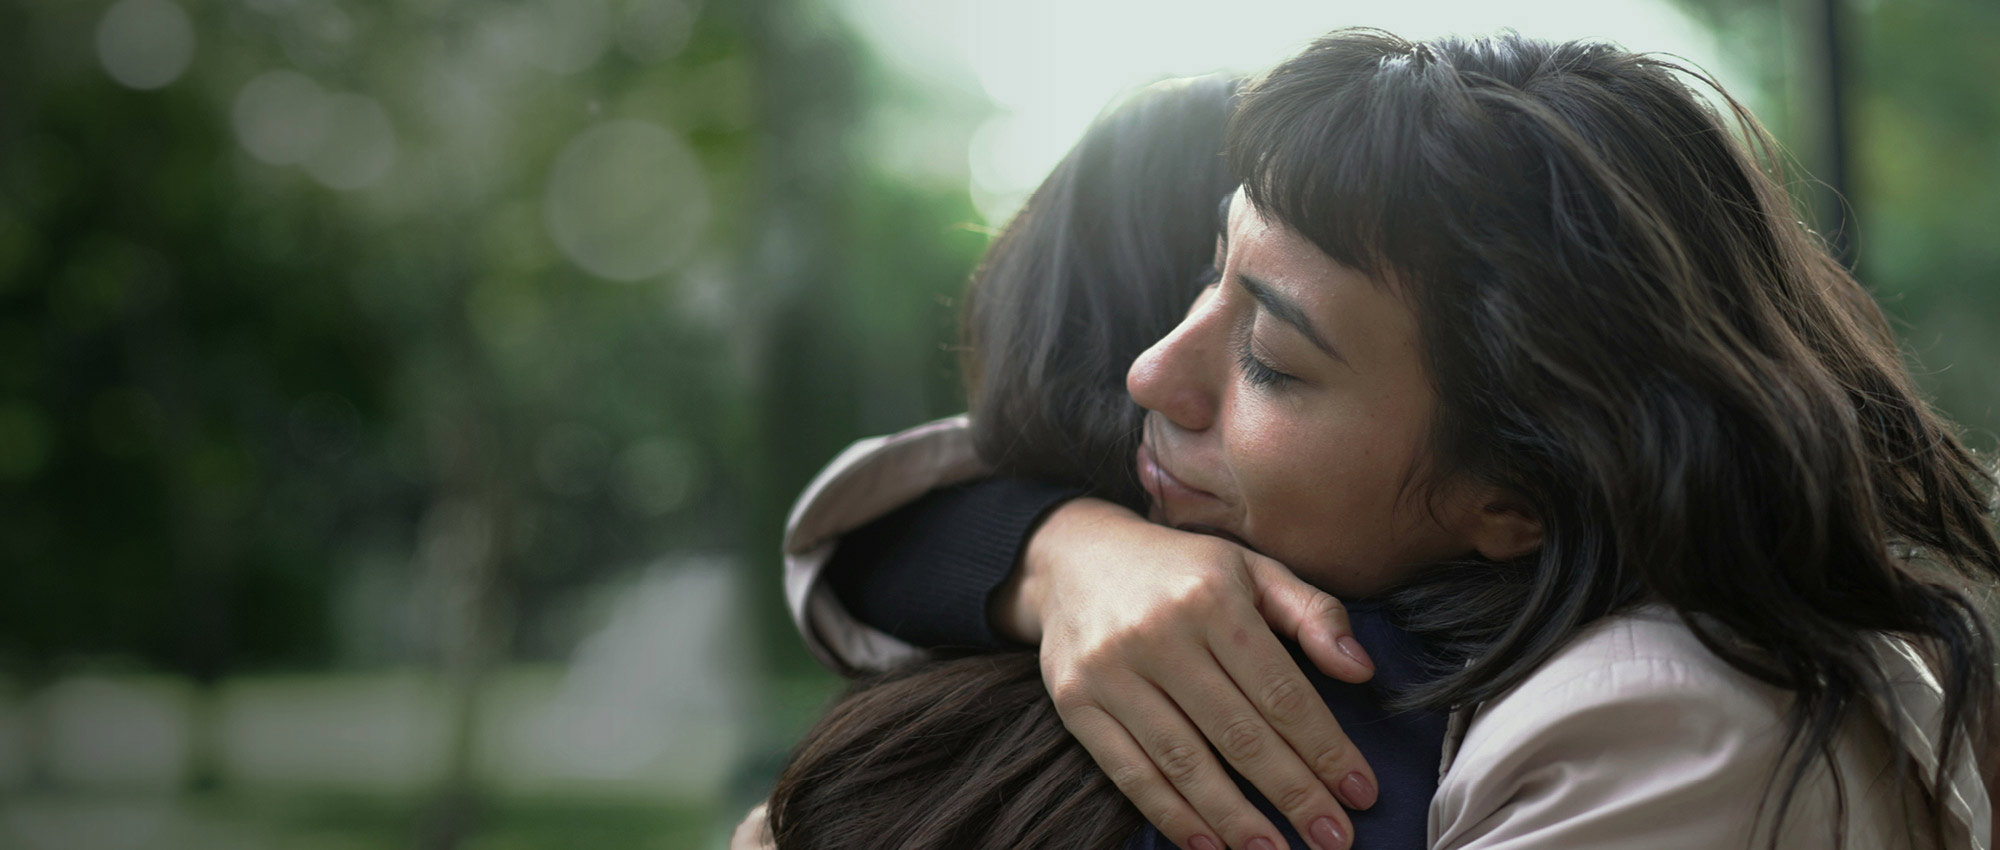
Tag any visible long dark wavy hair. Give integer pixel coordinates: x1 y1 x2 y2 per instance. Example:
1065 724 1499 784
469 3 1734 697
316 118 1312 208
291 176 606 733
1226 29 1999 845
767 75 1241 850
771 30 2000 850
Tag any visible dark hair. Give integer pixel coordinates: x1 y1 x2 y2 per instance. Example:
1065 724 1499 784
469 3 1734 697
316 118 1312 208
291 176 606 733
962 75 1243 510
767 76 1241 850
767 653 1143 850
1226 29 2000 844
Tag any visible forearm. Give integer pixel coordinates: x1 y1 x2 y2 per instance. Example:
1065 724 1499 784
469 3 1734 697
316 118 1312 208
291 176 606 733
822 477 1081 650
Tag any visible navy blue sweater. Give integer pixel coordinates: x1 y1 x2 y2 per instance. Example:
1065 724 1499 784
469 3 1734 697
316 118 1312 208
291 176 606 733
824 480 1447 849
1121 603 1446 850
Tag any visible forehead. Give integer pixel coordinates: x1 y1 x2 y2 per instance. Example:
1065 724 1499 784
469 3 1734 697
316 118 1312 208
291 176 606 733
1224 187 1410 301
1222 186 1265 245
1224 188 1349 292
1224 188 1423 371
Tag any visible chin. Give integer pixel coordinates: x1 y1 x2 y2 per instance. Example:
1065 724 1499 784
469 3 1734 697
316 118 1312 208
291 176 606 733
1174 522 1250 548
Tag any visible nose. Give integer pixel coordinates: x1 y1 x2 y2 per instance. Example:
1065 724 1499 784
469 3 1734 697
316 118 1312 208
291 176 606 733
1127 286 1226 433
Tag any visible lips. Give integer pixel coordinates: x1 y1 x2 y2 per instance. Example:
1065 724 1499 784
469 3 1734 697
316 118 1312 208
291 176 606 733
1137 440 1253 548
1137 439 1219 510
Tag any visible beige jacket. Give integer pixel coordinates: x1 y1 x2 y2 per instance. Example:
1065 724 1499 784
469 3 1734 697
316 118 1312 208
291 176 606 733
783 416 1992 849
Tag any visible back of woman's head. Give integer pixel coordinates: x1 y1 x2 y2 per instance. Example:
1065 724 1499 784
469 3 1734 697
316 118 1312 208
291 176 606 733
964 74 1242 507
1226 28 2000 841
767 653 1141 850
769 77 1241 850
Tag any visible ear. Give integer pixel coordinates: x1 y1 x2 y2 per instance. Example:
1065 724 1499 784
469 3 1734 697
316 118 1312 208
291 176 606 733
1465 488 1542 562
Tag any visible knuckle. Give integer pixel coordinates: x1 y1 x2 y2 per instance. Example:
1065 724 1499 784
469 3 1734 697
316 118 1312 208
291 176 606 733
1047 678 1097 716
1046 677 1084 705
1100 628 1151 659
1187 560 1247 600
1260 675 1312 726
1155 742 1207 785
1068 637 1118 667
1216 716 1268 762
1305 590 1346 620
1083 623 1153 665
1207 805 1267 841
1170 576 1226 614
1213 554 1257 587
1145 807 1200 842
1106 761 1151 795
1309 738 1358 779
1270 782 1319 816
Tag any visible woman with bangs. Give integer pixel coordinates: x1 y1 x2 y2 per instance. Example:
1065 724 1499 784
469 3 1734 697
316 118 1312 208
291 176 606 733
762 29 1999 850
761 72 1451 850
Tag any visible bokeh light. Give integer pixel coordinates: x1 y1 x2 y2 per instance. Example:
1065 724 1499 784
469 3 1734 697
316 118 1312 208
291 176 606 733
231 70 330 166
304 94 399 190
614 437 703 518
543 120 711 282
617 0 701 64
95 0 196 91
507 0 614 75
8 0 1999 847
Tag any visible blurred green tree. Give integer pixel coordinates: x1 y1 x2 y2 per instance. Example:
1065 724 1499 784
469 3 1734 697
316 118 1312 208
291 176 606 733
0 0 987 712
1674 0 2000 442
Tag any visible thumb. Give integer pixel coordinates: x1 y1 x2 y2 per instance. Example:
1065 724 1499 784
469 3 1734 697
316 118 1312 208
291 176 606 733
1245 556 1374 683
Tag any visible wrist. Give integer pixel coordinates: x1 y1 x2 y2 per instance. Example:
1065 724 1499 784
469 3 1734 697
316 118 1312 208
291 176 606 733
992 498 1083 644
992 557 1045 644
992 497 1143 643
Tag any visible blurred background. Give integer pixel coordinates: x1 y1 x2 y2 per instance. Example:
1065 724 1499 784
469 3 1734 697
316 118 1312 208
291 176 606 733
1 0 1994 847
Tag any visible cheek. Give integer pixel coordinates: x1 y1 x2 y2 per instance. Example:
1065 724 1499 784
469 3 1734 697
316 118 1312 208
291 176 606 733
1226 397 1433 566
1225 404 1361 528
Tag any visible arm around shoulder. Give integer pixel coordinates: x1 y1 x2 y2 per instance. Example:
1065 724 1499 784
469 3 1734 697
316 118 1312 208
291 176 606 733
782 415 993 673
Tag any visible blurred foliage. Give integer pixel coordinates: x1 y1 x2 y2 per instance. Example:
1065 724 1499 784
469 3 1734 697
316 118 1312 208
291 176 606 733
169 792 711 849
1679 0 2000 440
1850 0 2000 431
2 0 1995 845
0 0 1994 798
0 0 986 683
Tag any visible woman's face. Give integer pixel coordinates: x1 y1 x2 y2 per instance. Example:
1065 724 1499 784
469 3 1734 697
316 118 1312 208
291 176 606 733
1128 188 1496 595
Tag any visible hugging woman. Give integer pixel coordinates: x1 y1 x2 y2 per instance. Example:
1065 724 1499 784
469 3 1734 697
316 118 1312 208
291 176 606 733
764 29 1999 850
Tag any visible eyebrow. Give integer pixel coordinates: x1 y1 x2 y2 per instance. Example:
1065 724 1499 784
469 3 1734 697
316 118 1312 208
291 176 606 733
1238 273 1345 363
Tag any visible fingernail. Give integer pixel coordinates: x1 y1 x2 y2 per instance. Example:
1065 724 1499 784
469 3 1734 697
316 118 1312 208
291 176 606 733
1248 839 1278 850
1310 816 1349 850
1189 836 1220 850
1339 771 1378 809
1336 636 1373 671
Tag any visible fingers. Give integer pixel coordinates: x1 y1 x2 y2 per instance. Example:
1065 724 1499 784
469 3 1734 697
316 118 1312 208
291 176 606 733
1206 616 1379 810
1245 556 1373 683
1155 655 1362 850
1059 688 1228 850
1029 523 1379 850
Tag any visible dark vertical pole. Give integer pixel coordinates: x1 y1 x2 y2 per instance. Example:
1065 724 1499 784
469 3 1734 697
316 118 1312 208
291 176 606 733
1794 0 1858 270
1819 0 1856 270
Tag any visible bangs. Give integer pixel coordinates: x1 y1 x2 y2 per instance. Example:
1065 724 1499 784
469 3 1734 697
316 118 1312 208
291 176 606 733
1225 33 1434 285
1224 30 1557 291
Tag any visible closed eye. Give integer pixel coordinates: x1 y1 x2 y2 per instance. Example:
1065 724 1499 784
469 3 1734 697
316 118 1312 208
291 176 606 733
1236 336 1297 389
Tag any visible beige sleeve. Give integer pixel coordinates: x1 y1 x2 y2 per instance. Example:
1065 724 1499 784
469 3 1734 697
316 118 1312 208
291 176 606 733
1431 656 1793 849
781 415 992 674
1431 615 1948 849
